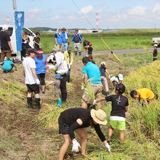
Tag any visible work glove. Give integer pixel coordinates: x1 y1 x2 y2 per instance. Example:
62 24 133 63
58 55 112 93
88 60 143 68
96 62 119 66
15 68 18 71
104 143 111 152
72 140 81 152
68 42 70 45
36 79 40 85
108 75 110 79
69 62 72 66
111 51 113 54
93 100 97 105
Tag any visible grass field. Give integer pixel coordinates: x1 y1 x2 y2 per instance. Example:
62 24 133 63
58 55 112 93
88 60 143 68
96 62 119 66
0 50 160 159
40 35 154 53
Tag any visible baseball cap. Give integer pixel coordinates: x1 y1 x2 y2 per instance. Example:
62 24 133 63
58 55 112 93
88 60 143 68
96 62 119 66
118 74 123 81
154 44 158 47
75 28 78 31
67 45 72 50
116 83 125 94
2 24 8 31
52 48 57 52
101 62 106 66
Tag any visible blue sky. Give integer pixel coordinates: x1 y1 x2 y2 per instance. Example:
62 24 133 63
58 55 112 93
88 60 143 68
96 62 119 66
0 0 160 29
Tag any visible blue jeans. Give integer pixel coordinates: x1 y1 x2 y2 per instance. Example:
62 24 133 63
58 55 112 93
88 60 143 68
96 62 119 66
62 43 68 53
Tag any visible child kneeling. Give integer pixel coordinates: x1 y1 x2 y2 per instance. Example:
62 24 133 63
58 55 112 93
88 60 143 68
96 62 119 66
93 83 129 145
46 73 63 106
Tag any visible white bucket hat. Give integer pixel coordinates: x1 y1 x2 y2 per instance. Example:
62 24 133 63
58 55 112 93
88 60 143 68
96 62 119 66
101 62 106 66
154 44 158 47
91 109 107 125
2 24 8 31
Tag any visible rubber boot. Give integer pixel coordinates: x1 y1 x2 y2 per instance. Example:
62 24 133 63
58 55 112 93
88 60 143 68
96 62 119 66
35 98 41 110
27 97 34 109
62 92 67 103
75 51 77 56
67 75 70 83
57 99 62 106
79 52 81 56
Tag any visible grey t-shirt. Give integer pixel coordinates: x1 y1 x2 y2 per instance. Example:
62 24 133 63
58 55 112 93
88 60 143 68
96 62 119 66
53 80 61 94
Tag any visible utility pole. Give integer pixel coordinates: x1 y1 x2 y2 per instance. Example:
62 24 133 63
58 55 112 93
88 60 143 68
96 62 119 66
12 0 17 11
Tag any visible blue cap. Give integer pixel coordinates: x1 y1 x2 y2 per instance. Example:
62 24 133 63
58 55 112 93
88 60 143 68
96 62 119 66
55 73 63 79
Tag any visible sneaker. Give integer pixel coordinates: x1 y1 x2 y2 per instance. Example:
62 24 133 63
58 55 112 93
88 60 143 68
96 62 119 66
104 143 111 152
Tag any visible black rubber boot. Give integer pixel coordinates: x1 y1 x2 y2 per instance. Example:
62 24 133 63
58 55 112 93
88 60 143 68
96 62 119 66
67 75 70 83
35 98 41 110
75 52 77 56
79 52 81 56
62 92 67 103
27 97 34 109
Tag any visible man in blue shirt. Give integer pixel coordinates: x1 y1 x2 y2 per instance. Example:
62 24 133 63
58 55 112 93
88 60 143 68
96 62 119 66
0 58 17 73
61 27 70 53
55 28 62 52
72 28 84 56
81 57 103 109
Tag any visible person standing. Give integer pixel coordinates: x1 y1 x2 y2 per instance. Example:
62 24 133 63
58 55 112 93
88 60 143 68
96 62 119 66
99 62 110 96
55 28 62 52
149 44 158 61
81 57 103 109
64 45 73 83
72 28 84 56
23 48 41 110
33 32 41 49
0 24 13 62
45 52 68 102
35 48 49 94
61 27 70 53
21 31 27 60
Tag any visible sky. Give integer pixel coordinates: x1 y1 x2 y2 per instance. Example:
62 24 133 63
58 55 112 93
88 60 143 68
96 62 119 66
0 0 160 29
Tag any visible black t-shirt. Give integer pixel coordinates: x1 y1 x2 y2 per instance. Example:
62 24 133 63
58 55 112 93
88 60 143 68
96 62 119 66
153 49 158 57
105 95 129 118
0 31 11 50
60 108 91 128
59 108 106 142
33 37 40 49
83 40 90 47
88 46 93 54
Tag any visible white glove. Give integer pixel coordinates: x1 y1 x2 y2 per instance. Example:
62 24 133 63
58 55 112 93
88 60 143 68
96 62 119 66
69 62 72 66
68 64 71 69
36 79 40 85
93 100 97 105
45 65 49 69
72 140 81 152
104 143 111 152
108 75 110 79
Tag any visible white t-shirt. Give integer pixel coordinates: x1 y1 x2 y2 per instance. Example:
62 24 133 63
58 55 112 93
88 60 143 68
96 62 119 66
23 57 37 84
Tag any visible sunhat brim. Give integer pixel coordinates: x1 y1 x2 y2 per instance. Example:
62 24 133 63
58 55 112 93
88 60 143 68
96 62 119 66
91 109 107 125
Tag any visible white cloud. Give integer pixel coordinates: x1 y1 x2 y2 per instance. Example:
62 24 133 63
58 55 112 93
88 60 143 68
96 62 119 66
49 15 61 20
58 5 64 9
68 15 76 20
153 3 160 12
28 8 41 13
127 6 147 16
79 5 94 14
97 9 103 13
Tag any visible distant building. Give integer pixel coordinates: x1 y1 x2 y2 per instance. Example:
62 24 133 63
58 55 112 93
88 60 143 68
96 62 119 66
48 30 55 33
78 29 103 34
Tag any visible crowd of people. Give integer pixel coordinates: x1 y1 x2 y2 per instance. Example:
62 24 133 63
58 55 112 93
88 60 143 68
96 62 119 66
0 24 157 159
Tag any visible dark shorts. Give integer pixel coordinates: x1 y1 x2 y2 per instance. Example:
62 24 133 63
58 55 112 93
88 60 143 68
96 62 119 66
26 84 39 94
37 73 46 85
58 117 69 135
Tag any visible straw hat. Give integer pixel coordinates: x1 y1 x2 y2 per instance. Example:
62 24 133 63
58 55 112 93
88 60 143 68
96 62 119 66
62 27 66 30
91 109 107 125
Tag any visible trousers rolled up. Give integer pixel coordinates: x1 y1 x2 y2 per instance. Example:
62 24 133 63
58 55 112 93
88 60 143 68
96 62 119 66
101 76 109 92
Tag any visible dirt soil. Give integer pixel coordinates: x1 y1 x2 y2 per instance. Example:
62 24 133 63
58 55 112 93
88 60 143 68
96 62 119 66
0 53 142 160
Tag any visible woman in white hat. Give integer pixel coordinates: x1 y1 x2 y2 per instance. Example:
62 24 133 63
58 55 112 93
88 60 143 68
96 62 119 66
58 108 110 160
99 62 110 96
